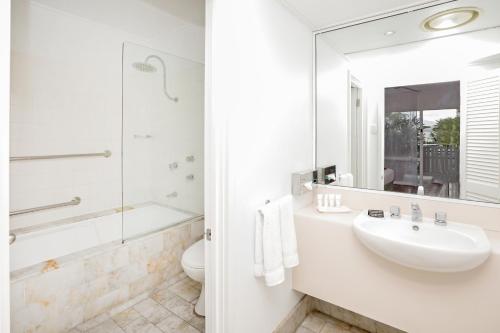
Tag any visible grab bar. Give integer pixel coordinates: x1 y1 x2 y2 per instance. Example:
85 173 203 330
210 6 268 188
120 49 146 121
10 197 81 216
10 150 111 162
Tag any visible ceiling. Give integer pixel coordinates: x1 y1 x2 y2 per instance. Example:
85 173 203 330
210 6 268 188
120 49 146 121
282 0 451 30
318 0 500 54
139 0 205 26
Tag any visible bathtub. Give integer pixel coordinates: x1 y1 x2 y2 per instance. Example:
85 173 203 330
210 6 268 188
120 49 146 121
10 203 198 272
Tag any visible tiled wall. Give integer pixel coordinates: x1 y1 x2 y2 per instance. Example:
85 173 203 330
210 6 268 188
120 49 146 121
10 0 204 230
10 219 204 333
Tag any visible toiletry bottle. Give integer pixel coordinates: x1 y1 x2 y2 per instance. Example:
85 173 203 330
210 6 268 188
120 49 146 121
335 194 342 207
317 194 324 208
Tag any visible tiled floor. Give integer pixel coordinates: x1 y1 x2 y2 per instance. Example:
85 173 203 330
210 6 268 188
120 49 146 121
69 274 204 333
296 311 369 333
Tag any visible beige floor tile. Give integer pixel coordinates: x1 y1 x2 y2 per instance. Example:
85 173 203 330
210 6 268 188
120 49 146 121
302 313 326 332
87 319 125 333
320 322 347 333
133 298 171 324
156 312 196 333
151 288 177 304
296 326 316 333
168 278 201 302
76 313 110 331
161 294 195 322
188 314 205 332
112 308 143 328
123 317 162 333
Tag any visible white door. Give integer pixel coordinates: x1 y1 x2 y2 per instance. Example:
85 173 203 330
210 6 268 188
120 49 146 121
0 0 11 331
460 71 500 203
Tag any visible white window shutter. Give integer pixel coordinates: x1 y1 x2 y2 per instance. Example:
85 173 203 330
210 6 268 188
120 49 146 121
460 71 500 203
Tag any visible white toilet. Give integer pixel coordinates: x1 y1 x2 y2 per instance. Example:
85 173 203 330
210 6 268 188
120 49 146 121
181 239 205 316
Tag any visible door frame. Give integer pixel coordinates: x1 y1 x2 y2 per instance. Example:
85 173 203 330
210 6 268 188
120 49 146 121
0 0 11 331
347 74 365 188
204 0 227 332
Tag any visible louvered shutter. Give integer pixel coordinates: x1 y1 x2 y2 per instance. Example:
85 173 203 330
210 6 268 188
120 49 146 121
460 71 500 203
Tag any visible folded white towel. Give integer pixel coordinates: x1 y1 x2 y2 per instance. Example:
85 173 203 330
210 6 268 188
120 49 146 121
254 202 285 287
278 195 299 268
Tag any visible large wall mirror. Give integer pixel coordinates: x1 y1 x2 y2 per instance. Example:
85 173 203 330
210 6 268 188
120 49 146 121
315 0 500 204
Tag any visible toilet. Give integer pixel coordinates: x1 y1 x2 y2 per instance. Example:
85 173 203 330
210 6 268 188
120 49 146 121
181 239 205 316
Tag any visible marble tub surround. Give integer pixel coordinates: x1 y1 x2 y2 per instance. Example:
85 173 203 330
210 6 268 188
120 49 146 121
68 274 204 333
10 219 204 333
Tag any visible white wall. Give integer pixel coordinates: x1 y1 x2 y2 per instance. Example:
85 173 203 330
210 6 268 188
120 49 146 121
0 0 11 330
10 0 204 230
207 0 313 332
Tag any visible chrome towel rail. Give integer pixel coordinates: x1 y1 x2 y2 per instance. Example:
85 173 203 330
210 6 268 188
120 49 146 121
10 150 111 162
10 197 81 216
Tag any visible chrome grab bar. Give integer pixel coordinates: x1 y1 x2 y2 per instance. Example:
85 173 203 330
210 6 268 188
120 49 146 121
9 233 16 245
10 150 111 162
10 197 81 216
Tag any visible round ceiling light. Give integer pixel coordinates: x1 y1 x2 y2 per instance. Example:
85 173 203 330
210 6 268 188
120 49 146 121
422 7 480 31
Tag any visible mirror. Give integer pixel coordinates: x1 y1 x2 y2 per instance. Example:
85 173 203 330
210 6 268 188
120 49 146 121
315 0 500 204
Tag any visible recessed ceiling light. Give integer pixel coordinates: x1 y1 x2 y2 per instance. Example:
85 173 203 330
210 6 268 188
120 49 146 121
384 31 396 36
422 7 480 31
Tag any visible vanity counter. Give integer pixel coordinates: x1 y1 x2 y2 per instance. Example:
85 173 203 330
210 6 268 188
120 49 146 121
292 204 500 333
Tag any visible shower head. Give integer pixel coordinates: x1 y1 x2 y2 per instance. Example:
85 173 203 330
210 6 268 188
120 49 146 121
131 55 179 103
132 62 157 73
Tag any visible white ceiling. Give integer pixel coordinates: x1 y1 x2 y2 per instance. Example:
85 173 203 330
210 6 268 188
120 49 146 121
139 0 205 26
318 0 500 54
282 0 449 30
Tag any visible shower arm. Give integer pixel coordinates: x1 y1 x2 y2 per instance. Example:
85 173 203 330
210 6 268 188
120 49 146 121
145 55 178 102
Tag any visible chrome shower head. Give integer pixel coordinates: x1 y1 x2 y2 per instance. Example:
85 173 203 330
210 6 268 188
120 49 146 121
132 62 157 73
131 54 178 103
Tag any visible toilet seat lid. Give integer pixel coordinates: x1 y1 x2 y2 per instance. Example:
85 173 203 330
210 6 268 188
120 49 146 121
182 239 204 269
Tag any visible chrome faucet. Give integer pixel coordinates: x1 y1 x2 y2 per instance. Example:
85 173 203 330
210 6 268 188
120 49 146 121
411 203 422 222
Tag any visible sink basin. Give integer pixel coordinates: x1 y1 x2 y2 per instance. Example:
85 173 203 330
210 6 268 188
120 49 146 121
353 211 491 272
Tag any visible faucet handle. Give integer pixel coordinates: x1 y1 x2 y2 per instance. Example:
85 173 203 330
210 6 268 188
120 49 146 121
411 202 420 210
390 206 400 218
435 211 447 226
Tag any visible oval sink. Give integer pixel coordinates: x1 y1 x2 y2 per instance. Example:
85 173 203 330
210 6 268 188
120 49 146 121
353 211 491 272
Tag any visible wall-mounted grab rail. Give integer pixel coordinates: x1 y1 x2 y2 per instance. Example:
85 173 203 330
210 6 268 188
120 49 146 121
10 150 111 162
10 197 81 216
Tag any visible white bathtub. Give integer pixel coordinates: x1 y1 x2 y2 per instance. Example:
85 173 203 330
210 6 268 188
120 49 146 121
10 204 197 272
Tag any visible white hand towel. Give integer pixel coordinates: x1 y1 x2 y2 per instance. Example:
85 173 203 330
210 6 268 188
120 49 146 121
254 202 285 287
278 195 299 268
